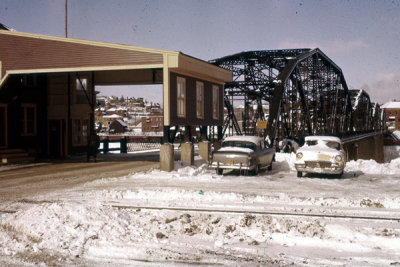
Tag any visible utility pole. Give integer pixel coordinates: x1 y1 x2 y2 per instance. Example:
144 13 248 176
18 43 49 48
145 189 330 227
65 0 68 38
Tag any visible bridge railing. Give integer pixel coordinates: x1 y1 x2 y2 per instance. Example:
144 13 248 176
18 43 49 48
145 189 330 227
342 131 384 144
98 136 187 154
99 136 164 154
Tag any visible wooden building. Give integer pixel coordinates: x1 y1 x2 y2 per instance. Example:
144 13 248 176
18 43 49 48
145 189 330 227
0 30 231 160
109 119 128 134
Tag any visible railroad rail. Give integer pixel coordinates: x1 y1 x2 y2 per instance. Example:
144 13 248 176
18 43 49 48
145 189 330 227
112 205 400 222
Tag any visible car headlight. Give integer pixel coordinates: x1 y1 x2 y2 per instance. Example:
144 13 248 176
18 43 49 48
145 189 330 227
335 155 343 162
296 152 303 160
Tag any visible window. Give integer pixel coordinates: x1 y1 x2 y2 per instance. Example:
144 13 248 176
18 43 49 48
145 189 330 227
23 74 37 87
212 85 219 119
177 77 186 117
326 141 340 151
196 81 204 119
306 140 318 146
21 104 36 136
73 119 89 146
76 77 88 104
222 141 256 150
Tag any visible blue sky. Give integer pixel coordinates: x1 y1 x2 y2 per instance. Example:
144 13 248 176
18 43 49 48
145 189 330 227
1 0 399 104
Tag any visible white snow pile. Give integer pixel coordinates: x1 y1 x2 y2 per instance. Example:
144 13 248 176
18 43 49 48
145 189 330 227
1 152 400 265
346 157 400 175
2 201 399 266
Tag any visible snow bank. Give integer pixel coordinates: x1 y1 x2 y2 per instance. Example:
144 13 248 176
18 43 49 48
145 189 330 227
384 145 400 162
346 158 400 176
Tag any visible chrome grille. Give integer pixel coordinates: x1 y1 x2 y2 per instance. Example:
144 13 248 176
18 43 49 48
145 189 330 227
305 161 332 168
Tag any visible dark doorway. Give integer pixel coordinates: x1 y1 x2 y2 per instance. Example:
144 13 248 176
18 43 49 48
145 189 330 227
49 120 63 158
0 104 7 148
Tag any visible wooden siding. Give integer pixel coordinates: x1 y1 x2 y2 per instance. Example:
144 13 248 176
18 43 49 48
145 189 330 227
169 72 223 126
0 33 163 78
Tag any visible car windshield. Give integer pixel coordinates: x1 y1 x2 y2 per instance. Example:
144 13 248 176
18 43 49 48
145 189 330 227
326 141 340 150
222 141 256 150
306 140 318 146
306 139 340 150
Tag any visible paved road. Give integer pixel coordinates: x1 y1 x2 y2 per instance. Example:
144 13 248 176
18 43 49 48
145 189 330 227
0 152 162 201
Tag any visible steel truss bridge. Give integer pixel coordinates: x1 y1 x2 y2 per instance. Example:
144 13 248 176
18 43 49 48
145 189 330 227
210 48 385 143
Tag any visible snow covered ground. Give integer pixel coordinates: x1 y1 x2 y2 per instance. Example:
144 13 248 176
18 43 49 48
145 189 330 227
1 152 400 266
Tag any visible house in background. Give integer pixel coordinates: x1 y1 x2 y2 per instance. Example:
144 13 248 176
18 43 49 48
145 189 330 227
142 114 163 133
109 119 128 134
382 100 400 131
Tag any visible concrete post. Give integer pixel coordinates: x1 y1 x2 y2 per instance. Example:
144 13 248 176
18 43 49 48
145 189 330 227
120 137 127 153
160 143 174 172
103 138 109 154
181 142 194 165
198 141 211 161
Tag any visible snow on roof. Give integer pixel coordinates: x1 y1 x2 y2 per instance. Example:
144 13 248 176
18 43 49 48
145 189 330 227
392 130 400 140
381 101 400 109
304 135 341 143
223 135 264 144
116 119 128 127
103 114 122 119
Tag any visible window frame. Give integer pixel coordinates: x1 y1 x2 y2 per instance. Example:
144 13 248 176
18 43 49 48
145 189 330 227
177 77 186 118
196 81 204 119
212 85 219 120
72 119 89 146
21 103 37 136
75 77 88 104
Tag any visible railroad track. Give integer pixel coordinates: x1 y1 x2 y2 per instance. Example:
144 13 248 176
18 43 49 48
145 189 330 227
112 204 400 222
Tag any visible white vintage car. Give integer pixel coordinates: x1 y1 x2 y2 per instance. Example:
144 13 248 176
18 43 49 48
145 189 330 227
209 136 275 175
294 136 346 178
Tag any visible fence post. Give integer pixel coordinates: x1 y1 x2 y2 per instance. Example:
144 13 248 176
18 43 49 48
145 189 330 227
103 138 109 154
121 136 127 153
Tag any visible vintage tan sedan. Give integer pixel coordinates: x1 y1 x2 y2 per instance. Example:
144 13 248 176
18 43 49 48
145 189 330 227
209 136 275 175
295 136 346 178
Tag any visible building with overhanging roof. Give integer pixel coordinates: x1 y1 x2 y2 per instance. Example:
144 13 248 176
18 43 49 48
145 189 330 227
0 30 231 160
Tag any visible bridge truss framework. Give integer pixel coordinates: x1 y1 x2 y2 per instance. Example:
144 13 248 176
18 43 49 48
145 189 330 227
210 48 385 143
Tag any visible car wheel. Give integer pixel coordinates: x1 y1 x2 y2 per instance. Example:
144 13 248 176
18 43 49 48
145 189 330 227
252 165 259 176
267 163 272 171
217 169 223 175
297 171 302 178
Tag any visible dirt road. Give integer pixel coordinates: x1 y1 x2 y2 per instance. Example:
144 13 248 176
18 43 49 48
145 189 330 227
0 153 160 201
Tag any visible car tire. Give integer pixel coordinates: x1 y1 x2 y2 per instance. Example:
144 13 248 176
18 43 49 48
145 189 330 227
252 164 259 176
297 171 302 178
217 169 223 175
267 163 272 171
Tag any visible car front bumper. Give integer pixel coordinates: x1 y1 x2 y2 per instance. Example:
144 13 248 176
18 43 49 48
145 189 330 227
295 162 344 175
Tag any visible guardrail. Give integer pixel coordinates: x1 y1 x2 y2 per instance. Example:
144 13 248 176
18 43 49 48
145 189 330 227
342 131 383 144
99 136 163 153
